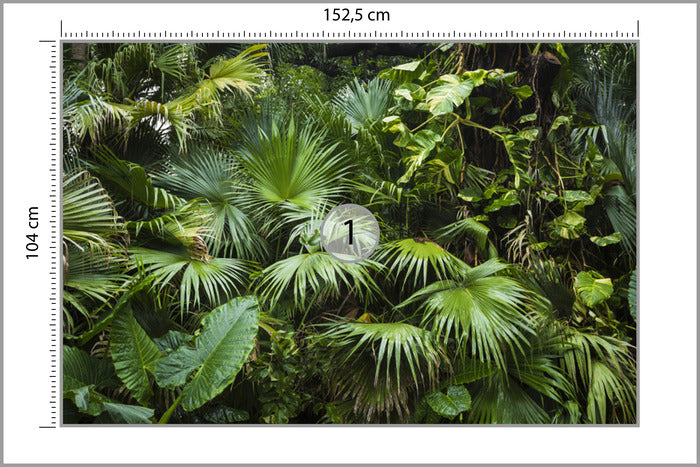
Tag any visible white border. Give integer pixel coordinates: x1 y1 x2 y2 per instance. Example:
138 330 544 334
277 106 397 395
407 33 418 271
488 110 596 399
3 3 697 464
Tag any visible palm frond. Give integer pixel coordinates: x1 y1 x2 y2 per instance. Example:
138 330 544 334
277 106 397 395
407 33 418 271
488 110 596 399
256 252 381 313
63 245 129 334
89 147 185 213
586 361 636 424
153 146 267 259
469 372 550 424
562 328 636 423
435 216 490 252
204 44 267 98
602 184 636 257
235 118 350 234
399 259 532 369
376 238 468 290
129 247 252 313
333 77 393 132
63 94 131 144
62 169 126 253
126 200 214 254
320 321 444 422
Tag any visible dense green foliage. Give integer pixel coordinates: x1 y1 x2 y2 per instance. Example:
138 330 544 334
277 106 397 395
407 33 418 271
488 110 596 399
63 42 636 424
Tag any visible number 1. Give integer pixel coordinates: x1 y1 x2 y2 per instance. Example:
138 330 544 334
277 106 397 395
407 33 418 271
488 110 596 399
344 219 353 245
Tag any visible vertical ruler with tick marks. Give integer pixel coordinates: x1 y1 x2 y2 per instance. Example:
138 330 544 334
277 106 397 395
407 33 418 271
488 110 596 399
37 39 60 429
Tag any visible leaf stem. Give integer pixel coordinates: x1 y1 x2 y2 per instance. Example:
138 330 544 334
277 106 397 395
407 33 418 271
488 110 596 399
158 393 183 424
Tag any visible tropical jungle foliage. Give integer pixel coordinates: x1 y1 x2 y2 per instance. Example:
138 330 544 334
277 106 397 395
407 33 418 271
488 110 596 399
62 42 637 424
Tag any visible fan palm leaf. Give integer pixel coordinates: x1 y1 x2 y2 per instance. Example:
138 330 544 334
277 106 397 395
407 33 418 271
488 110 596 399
399 259 532 369
63 169 126 253
561 328 636 423
129 246 252 313
469 372 550 424
235 118 350 234
63 245 128 333
153 146 266 259
376 238 468 290
256 252 381 313
466 319 574 424
320 321 444 422
333 77 393 132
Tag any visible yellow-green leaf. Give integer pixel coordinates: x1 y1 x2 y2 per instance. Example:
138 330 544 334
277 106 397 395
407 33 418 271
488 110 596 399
575 271 613 307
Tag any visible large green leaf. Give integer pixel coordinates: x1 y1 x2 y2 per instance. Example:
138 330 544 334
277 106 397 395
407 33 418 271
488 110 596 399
154 296 259 411
590 232 622 247
397 129 442 184
153 330 192 354
63 345 118 393
561 190 595 205
462 69 491 86
63 346 119 416
508 84 533 100
425 385 472 420
426 74 474 116
378 60 428 84
110 306 163 405
484 190 520 213
64 386 105 416
550 211 586 240
394 83 426 108
382 115 413 147
575 271 613 307
102 402 154 424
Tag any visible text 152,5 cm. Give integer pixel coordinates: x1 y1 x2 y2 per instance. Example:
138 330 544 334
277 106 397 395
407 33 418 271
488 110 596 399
324 8 390 23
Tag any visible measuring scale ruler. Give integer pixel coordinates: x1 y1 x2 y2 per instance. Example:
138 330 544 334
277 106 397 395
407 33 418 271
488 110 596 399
2 2 696 464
